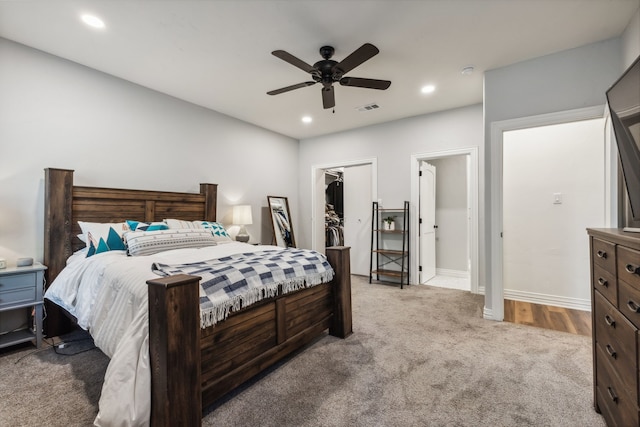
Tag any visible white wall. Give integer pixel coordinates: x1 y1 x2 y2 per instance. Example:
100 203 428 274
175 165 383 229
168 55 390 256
0 38 299 265
502 118 605 309
483 37 623 316
428 156 468 273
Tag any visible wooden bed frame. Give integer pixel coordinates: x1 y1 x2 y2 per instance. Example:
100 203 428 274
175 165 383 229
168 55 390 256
43 168 352 426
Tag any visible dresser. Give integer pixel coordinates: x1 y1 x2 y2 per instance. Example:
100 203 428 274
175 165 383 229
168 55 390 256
0 263 46 349
588 229 640 426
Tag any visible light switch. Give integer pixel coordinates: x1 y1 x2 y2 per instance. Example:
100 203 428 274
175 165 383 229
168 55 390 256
553 193 563 204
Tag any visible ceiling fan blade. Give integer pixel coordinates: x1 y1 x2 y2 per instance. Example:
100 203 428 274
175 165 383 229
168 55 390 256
339 77 391 90
272 50 317 74
267 81 316 95
322 86 335 109
333 43 379 75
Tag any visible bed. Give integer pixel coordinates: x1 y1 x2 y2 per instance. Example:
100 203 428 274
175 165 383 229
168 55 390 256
42 168 352 426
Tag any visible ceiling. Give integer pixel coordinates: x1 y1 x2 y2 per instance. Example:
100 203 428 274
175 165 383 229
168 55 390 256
0 1 637 140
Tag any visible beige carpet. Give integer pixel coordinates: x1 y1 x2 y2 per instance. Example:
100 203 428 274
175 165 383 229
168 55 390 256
0 275 605 426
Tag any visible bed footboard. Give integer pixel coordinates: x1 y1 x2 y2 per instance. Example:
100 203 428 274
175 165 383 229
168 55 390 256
146 246 351 427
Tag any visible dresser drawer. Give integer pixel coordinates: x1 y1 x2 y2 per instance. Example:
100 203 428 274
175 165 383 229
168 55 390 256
0 287 36 308
593 238 617 274
0 273 36 291
594 264 618 306
619 280 640 330
619 246 640 289
595 292 638 401
595 346 640 427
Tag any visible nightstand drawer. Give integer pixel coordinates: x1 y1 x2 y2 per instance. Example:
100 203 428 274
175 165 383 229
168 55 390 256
0 287 36 308
0 273 36 291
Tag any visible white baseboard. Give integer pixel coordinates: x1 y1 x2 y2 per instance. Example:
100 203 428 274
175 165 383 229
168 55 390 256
504 289 591 312
436 268 469 278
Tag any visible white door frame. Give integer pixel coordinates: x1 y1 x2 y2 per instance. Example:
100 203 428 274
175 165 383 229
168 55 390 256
489 105 611 321
311 158 378 254
410 147 479 294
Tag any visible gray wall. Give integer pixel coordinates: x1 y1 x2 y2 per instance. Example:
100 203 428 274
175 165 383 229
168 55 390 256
429 156 468 273
298 104 484 279
0 38 299 264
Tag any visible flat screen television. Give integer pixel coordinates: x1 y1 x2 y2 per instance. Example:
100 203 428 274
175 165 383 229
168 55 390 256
606 55 640 233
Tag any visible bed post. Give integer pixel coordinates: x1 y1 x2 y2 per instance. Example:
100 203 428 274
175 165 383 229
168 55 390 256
43 167 75 337
200 183 218 222
147 274 202 427
326 246 352 338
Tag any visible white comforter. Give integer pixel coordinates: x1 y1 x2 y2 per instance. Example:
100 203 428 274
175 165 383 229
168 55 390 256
45 242 281 427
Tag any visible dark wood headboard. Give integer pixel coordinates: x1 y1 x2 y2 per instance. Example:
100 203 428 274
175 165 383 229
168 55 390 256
43 167 218 336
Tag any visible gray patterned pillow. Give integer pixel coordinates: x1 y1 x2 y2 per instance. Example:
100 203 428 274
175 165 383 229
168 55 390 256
126 229 217 256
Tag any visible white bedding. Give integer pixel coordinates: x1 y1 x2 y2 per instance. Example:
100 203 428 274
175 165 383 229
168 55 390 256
45 241 283 427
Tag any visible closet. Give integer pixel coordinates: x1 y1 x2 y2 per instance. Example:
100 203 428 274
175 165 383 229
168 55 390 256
325 169 344 246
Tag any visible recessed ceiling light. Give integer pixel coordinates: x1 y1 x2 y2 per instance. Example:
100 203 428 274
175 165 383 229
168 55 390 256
421 85 436 94
302 116 312 124
81 14 105 29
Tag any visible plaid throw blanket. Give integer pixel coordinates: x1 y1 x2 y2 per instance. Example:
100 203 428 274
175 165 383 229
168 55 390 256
152 249 334 328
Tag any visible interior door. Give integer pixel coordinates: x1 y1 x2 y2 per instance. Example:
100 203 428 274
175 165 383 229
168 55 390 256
343 164 372 275
420 161 437 283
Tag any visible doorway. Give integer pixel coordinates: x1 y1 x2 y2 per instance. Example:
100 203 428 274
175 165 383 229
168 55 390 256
502 118 605 310
410 147 479 294
311 159 377 276
489 105 613 321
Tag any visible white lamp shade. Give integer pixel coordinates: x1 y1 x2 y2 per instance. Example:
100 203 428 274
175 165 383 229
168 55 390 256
233 205 253 225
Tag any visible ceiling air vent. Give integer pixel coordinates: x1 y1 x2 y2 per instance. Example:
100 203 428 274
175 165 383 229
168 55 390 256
356 103 380 112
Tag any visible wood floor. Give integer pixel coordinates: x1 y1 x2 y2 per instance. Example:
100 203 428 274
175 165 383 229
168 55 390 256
504 299 591 336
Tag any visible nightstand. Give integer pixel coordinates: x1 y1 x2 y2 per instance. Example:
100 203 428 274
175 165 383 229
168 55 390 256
0 263 46 349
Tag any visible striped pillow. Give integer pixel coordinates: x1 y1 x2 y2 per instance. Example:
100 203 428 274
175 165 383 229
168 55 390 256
164 219 232 242
126 229 217 256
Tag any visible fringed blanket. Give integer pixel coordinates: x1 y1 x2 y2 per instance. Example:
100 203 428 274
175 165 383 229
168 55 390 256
152 249 334 328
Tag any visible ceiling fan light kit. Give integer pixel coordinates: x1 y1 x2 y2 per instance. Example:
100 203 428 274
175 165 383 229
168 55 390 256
267 43 391 109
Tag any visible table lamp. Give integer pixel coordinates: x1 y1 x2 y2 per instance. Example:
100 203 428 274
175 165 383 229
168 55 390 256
233 205 253 243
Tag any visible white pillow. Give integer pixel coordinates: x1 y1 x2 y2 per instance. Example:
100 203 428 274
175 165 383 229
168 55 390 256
126 229 218 256
77 221 129 247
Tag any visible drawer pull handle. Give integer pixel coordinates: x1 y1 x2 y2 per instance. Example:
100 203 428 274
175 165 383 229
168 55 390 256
605 344 617 359
607 386 618 404
604 315 616 327
596 250 607 259
597 277 608 287
627 300 640 314
625 264 639 275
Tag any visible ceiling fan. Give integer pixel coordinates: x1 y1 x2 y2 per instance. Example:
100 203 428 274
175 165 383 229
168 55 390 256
267 43 391 109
